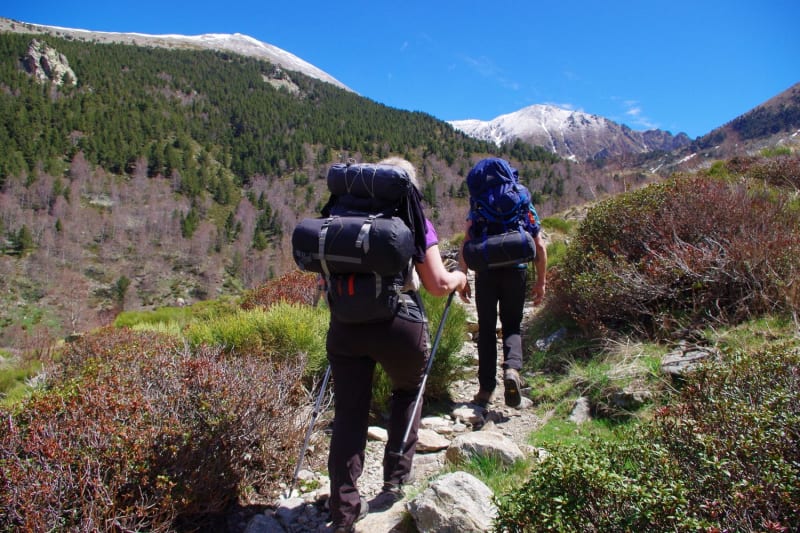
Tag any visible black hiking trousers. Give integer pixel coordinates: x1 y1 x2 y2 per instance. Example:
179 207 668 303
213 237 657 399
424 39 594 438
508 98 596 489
325 304 429 528
475 266 527 393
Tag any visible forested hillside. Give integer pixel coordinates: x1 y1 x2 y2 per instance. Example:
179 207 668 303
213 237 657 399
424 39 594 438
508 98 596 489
0 32 583 348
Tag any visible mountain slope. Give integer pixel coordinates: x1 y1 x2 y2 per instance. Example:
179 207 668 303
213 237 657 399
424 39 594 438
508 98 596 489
0 17 351 91
629 82 800 175
690 81 800 157
450 104 691 162
0 29 567 349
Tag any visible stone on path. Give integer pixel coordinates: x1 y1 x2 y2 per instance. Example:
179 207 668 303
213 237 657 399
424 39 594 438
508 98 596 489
451 404 485 425
416 428 451 452
368 426 388 442
407 471 497 533
445 431 525 466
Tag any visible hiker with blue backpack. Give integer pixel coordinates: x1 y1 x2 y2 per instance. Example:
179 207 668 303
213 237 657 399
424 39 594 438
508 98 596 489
458 157 547 408
292 157 468 532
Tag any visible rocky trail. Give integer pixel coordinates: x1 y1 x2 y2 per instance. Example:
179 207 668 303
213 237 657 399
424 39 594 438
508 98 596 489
238 279 549 533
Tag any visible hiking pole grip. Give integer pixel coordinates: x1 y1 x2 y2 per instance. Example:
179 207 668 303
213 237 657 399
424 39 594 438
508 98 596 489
287 364 332 498
395 290 456 457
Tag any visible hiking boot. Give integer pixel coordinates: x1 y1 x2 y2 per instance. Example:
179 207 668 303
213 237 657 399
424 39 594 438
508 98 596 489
369 483 404 511
471 389 493 408
332 496 368 532
503 368 522 408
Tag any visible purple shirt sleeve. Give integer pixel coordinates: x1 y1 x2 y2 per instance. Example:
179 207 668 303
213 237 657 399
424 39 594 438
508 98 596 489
424 218 439 249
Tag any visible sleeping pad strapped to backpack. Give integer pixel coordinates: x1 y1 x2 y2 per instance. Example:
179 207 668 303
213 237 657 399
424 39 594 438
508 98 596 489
462 157 539 271
292 162 420 324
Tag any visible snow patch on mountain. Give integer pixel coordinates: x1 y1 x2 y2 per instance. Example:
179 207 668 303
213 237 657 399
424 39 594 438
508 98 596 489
449 104 690 161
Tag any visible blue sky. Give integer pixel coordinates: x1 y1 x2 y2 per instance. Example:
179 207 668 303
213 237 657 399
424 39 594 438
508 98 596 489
4 0 798 139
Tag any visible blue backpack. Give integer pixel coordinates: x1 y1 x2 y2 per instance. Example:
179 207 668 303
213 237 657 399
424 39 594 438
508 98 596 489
463 158 539 271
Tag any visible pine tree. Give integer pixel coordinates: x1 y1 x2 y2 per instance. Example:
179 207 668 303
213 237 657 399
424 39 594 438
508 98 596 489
13 225 34 255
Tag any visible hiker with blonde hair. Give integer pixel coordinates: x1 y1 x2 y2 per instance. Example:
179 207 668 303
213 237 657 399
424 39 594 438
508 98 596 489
318 158 468 532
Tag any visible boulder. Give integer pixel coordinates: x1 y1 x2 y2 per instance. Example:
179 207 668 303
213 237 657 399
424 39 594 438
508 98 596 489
407 471 497 533
445 431 524 466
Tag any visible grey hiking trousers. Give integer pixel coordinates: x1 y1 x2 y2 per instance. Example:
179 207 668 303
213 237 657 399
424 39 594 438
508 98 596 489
325 301 429 527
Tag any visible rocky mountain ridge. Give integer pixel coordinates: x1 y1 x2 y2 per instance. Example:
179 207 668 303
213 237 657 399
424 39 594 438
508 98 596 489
5 17 689 163
0 17 351 91
5 17 797 169
449 104 692 162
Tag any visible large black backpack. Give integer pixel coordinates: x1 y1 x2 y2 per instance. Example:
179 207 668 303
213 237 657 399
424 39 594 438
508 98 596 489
462 158 538 271
292 162 418 323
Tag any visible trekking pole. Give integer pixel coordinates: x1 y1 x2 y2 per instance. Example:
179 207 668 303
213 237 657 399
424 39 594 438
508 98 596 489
286 364 331 498
394 290 456 457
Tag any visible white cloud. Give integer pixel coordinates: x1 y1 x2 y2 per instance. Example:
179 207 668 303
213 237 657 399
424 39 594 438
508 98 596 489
622 99 658 130
461 55 519 90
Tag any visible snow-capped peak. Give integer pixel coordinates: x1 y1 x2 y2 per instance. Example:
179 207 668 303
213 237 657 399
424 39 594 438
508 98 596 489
449 104 688 161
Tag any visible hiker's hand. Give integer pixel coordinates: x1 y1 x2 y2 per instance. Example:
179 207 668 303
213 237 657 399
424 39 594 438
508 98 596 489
443 258 460 272
458 273 471 303
532 281 546 306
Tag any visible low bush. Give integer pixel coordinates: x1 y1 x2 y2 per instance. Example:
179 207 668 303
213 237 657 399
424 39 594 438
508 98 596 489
0 355 41 405
114 297 238 329
259 301 329 375
494 343 800 532
0 328 307 532
727 153 800 190
240 270 319 310
557 172 800 338
184 303 328 376
496 435 705 532
540 216 577 235
646 342 800 531
541 239 568 269
185 308 271 354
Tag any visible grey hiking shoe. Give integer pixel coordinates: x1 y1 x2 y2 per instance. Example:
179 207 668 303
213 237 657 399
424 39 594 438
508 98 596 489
332 496 368 533
471 389 493 408
503 368 522 407
369 483 404 511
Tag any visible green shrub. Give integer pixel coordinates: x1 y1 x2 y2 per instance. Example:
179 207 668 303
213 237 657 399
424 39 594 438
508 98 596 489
495 436 706 532
542 239 568 269
760 146 793 158
185 308 272 354
185 303 329 377
646 343 800 531
494 343 800 532
0 357 41 406
556 173 800 338
540 216 576 234
130 320 183 338
0 328 307 531
114 297 238 329
260 302 329 375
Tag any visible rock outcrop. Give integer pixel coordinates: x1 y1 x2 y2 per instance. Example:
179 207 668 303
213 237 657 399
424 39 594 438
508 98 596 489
23 39 77 86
